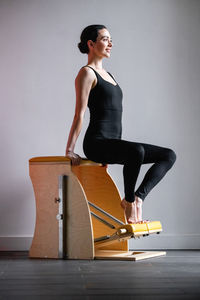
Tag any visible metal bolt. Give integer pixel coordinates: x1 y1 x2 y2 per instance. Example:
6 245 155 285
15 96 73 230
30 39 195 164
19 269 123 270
55 197 61 203
56 214 63 220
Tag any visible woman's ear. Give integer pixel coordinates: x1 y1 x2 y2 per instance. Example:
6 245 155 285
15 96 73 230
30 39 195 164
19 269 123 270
87 40 94 51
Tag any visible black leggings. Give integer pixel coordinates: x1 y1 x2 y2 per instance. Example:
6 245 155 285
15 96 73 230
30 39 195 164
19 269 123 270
83 137 177 203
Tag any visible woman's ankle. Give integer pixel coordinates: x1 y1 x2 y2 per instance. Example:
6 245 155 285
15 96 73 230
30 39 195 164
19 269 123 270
135 195 143 201
121 198 135 205
125 200 134 206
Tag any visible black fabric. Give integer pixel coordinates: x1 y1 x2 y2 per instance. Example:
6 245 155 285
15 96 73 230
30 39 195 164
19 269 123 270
82 66 176 202
83 65 123 140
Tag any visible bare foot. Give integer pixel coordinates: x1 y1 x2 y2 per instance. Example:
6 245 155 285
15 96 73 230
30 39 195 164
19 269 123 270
121 198 137 223
135 196 143 222
135 196 150 223
121 197 150 224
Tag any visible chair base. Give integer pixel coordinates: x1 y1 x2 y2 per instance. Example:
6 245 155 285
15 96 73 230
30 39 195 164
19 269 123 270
29 156 166 261
95 250 166 261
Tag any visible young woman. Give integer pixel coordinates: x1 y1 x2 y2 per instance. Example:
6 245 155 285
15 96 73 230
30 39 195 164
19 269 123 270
65 24 176 224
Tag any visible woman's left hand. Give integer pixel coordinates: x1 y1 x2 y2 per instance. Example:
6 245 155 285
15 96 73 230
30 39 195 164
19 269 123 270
65 150 82 166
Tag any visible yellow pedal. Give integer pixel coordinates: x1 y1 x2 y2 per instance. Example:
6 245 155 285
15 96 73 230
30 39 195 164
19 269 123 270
146 221 162 234
117 221 162 237
117 223 147 236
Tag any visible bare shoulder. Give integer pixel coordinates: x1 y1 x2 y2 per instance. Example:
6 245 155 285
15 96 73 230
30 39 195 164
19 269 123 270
76 66 95 83
75 66 96 89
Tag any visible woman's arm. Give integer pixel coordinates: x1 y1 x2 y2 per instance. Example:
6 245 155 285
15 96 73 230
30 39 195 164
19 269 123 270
65 67 94 164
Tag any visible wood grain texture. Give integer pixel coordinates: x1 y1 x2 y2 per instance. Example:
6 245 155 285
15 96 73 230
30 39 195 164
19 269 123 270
71 164 128 252
29 156 164 261
65 173 94 259
95 250 166 261
29 159 94 259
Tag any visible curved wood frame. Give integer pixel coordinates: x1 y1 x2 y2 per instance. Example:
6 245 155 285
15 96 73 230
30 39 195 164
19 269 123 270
29 156 127 259
72 164 128 252
29 157 94 259
29 156 165 261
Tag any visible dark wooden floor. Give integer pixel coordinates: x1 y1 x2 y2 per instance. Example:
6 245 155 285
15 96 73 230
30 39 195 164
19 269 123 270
0 250 200 299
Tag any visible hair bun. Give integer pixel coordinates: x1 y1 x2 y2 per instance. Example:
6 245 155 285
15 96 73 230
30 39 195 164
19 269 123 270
77 41 88 54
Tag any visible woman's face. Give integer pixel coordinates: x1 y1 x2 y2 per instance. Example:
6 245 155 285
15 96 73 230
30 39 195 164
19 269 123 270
89 28 113 58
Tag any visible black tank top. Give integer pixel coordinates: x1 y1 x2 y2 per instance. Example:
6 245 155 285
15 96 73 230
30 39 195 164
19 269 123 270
83 65 123 139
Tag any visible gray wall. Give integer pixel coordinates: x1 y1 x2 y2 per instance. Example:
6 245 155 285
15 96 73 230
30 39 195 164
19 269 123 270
0 0 199 250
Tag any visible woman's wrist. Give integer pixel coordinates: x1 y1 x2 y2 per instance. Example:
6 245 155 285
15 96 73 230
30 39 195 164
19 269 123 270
66 149 74 154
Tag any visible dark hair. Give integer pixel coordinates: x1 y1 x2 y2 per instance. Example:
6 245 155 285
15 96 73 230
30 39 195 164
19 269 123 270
78 24 107 54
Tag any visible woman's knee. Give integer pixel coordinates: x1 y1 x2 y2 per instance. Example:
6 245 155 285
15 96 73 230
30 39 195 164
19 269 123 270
165 148 177 165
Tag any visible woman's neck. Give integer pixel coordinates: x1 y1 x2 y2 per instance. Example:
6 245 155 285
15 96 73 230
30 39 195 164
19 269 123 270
87 56 103 70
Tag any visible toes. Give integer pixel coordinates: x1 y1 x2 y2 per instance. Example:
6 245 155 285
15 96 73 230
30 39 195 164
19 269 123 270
127 220 137 224
135 220 150 224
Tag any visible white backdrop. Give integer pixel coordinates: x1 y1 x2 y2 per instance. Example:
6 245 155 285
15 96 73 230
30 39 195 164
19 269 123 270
0 0 200 250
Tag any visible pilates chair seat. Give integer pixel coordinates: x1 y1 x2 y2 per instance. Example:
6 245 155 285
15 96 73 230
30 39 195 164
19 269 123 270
29 156 106 166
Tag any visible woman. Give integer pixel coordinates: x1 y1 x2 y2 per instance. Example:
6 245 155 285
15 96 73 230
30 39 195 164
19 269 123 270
65 24 176 224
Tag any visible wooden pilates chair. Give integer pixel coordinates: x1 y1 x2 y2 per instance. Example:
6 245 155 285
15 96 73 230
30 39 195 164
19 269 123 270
29 156 166 261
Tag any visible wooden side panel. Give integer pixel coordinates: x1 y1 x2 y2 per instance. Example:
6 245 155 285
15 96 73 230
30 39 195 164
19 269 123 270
72 165 128 251
29 162 94 259
29 164 69 258
66 173 94 259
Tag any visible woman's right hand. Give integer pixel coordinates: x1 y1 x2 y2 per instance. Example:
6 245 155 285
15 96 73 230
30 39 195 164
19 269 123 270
65 150 82 166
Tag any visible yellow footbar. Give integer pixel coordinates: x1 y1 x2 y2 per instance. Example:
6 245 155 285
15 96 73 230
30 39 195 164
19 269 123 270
117 221 162 237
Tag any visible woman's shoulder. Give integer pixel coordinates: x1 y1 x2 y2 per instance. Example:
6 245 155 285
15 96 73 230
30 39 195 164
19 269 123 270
78 65 95 76
75 66 96 86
